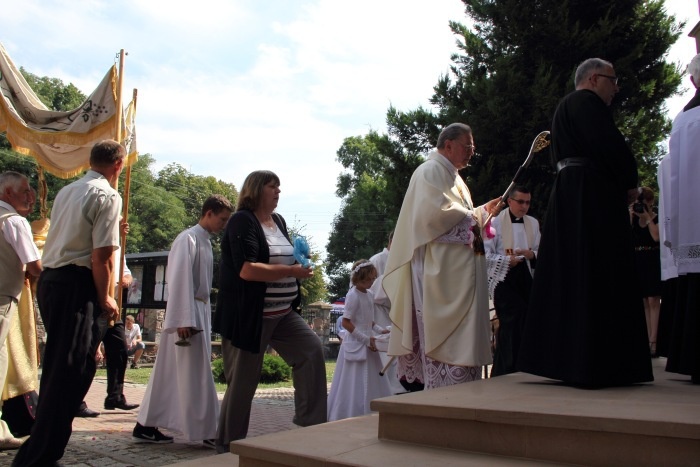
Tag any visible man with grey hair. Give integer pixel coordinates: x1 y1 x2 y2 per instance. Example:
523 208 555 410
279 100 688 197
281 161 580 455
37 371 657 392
13 139 125 466
658 53 700 384
383 123 501 390
0 171 41 450
517 58 653 387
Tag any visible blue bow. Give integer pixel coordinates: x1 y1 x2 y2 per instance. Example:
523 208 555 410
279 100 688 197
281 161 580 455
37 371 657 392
292 235 312 268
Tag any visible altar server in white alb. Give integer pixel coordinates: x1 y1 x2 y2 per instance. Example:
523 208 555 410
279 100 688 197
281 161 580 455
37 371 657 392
133 195 233 445
328 260 392 421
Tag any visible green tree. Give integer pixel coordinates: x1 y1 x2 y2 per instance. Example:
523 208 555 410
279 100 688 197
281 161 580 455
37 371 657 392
423 0 684 217
325 0 685 277
325 130 421 300
119 154 188 253
21 67 86 112
156 163 238 225
154 163 238 293
287 224 329 306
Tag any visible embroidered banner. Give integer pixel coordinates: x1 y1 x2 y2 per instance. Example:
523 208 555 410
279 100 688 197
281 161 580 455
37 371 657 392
0 42 126 178
123 97 138 167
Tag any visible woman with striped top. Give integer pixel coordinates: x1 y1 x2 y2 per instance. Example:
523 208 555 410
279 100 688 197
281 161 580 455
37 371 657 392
213 170 327 453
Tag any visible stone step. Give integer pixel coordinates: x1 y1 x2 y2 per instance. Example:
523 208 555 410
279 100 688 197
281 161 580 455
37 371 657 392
231 358 700 466
231 415 564 466
165 452 239 466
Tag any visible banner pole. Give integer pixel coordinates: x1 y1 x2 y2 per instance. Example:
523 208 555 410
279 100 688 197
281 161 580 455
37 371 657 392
117 88 137 316
111 49 126 323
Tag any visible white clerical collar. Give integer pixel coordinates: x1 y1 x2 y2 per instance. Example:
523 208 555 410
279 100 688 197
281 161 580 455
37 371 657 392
434 151 459 174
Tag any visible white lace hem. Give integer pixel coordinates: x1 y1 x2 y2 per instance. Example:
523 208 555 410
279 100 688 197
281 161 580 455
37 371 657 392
434 216 475 245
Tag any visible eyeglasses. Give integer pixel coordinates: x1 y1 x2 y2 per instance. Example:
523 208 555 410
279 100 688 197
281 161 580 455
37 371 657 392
456 141 476 151
596 74 619 85
509 198 531 205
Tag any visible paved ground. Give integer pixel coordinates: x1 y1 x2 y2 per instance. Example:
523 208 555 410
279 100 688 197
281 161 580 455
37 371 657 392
0 376 302 466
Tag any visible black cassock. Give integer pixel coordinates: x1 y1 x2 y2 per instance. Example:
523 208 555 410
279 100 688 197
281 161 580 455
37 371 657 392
517 89 653 387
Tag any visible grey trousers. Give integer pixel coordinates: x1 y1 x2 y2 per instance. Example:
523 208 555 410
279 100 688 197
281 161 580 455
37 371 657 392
216 311 327 452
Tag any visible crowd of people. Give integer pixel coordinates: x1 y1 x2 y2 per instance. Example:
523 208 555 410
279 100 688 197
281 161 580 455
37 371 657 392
0 54 698 465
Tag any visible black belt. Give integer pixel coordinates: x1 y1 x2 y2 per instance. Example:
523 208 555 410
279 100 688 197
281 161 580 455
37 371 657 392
556 157 593 172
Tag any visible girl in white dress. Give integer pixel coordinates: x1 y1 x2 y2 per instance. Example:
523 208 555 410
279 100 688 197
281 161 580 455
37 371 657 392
327 260 392 421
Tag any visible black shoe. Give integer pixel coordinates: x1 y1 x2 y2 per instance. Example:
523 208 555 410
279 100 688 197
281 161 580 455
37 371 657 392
105 400 140 410
130 363 140 369
132 422 173 443
75 406 100 418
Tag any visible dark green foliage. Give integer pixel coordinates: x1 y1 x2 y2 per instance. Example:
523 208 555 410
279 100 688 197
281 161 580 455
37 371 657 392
325 130 419 300
211 353 292 384
211 357 226 384
277 225 328 306
428 0 684 216
119 154 188 253
324 0 685 266
259 354 292 383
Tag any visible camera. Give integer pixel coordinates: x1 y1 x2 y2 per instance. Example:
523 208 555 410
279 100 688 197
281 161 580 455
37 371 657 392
633 194 646 214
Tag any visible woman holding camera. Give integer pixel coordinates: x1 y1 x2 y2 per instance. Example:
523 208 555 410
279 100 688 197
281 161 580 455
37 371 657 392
630 186 661 357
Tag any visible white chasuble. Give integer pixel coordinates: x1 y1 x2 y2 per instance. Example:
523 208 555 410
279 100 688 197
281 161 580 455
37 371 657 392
383 151 492 368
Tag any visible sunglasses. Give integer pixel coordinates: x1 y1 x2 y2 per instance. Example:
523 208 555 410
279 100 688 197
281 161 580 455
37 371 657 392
509 198 531 206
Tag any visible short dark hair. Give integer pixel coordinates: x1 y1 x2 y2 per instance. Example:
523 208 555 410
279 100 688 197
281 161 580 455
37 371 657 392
201 194 233 217
90 140 126 168
508 185 530 198
236 170 280 212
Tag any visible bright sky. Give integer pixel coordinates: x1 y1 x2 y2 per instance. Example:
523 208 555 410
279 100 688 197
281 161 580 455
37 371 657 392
1 0 697 259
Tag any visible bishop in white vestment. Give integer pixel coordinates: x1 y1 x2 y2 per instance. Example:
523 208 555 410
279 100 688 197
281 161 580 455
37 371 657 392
383 123 500 389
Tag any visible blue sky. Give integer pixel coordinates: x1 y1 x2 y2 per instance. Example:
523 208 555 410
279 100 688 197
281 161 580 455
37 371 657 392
1 0 696 259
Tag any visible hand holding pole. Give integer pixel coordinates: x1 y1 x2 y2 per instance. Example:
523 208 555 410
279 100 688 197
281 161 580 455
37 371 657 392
484 131 551 226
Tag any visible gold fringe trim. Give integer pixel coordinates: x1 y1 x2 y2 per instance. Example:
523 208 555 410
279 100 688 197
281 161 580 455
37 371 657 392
0 66 118 145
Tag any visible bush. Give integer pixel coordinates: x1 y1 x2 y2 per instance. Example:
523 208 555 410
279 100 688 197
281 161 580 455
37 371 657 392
211 357 226 384
210 353 292 384
260 354 292 383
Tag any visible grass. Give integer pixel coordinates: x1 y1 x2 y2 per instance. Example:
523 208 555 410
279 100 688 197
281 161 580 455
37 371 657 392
95 359 336 393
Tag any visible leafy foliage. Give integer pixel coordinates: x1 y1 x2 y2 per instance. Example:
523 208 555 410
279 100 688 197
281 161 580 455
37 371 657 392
325 130 419 300
119 155 188 253
287 225 329 305
259 354 292 383
21 66 86 112
325 0 685 276
211 357 226 384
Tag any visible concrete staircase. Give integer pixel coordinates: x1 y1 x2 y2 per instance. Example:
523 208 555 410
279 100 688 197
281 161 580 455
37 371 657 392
229 358 700 466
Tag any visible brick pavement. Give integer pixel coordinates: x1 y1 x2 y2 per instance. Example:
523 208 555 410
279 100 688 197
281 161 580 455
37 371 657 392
0 377 302 466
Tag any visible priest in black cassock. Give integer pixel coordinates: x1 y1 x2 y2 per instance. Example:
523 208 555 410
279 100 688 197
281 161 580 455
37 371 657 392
517 58 653 387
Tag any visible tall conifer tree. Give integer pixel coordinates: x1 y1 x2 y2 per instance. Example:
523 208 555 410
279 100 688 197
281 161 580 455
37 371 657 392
326 0 685 291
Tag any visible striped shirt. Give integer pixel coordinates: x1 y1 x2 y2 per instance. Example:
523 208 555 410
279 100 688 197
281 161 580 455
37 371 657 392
263 224 297 319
